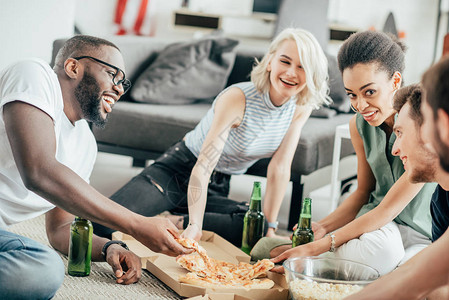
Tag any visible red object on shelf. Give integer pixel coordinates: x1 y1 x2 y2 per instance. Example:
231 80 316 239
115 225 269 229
443 33 449 57
114 0 156 36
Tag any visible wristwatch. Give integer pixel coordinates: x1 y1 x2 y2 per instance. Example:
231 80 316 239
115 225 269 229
268 221 279 231
101 240 129 261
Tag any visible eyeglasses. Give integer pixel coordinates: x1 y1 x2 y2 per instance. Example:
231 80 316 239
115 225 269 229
73 56 131 94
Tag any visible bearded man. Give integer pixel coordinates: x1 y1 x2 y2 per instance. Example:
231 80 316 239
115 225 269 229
0 35 189 299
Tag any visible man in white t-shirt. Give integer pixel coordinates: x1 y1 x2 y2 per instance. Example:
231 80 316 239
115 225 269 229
0 35 189 299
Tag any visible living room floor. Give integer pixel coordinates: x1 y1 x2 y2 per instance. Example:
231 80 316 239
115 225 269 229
89 152 348 233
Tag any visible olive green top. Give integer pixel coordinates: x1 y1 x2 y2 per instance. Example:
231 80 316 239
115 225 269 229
355 113 435 238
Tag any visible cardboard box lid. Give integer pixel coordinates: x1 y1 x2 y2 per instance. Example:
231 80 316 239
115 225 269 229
186 293 253 300
112 231 288 300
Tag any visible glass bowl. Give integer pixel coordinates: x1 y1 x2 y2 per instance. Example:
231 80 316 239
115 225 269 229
283 256 380 300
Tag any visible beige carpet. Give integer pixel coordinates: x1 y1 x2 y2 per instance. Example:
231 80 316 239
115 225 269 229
8 215 181 300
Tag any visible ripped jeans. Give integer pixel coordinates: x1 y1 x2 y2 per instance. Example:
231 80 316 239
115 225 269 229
93 141 263 246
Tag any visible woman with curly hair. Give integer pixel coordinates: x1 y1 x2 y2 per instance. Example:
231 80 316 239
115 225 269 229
271 31 436 275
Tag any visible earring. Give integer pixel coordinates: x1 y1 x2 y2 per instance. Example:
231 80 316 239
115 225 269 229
350 104 358 113
393 89 398 97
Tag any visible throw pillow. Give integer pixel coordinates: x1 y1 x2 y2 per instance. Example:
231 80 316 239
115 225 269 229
131 37 239 105
326 53 350 113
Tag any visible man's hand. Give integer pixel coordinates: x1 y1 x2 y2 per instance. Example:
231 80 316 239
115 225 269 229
181 223 202 241
134 217 191 256
105 244 142 285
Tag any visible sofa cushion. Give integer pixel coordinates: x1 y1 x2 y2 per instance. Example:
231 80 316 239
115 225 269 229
131 37 239 105
93 101 211 154
225 46 264 86
93 101 354 176
326 53 350 113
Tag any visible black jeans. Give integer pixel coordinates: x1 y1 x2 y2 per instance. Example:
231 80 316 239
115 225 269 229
93 141 263 247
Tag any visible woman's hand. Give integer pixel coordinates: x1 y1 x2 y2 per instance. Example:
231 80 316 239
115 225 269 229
289 222 326 240
181 223 202 241
311 222 326 240
270 243 315 274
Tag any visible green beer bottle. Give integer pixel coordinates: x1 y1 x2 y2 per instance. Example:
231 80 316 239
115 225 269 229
241 181 265 255
292 197 314 247
68 217 93 277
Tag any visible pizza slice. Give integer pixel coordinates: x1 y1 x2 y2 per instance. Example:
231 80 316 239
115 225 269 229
174 237 275 289
232 259 274 279
175 237 213 268
176 253 214 277
179 272 275 290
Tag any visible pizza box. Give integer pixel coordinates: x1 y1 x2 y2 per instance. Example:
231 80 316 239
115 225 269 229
112 231 288 300
186 293 253 300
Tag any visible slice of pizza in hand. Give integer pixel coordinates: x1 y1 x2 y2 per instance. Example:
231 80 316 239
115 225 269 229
175 237 213 268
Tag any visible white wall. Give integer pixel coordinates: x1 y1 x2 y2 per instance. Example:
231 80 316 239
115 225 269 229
328 0 441 84
74 0 442 83
0 0 75 70
0 0 443 83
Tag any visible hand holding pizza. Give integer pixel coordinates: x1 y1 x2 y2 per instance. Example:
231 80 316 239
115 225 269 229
133 216 192 256
181 222 202 241
105 244 142 285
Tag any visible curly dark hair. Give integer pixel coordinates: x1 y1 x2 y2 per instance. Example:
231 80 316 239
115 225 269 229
422 56 449 118
54 35 119 71
337 31 407 79
393 83 423 127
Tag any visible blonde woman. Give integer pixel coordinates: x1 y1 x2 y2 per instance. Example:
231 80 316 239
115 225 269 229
93 28 330 246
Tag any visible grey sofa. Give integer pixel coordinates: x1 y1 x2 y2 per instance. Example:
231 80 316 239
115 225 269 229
51 36 354 229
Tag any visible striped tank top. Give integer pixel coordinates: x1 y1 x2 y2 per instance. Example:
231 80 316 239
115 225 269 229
185 82 297 175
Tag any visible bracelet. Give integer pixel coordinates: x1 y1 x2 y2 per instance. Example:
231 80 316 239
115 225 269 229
329 233 336 252
101 240 129 261
188 223 201 229
268 221 279 231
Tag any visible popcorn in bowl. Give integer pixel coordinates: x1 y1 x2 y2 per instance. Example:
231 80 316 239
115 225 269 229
283 256 379 300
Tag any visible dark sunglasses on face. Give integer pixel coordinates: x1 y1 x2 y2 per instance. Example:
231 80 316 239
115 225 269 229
73 56 131 94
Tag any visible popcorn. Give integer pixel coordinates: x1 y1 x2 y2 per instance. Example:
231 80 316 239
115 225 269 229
289 278 363 300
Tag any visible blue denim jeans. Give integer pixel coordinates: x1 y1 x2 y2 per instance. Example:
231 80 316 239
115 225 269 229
93 141 267 246
0 229 64 299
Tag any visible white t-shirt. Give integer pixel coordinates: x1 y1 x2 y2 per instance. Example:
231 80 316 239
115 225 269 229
0 58 97 228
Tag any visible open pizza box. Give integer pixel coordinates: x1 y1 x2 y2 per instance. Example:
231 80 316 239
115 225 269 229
112 231 288 300
186 293 253 300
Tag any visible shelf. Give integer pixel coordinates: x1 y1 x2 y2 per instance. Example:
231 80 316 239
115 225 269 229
172 9 276 31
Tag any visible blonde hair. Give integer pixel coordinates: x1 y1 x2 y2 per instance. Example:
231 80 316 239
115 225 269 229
251 28 331 108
